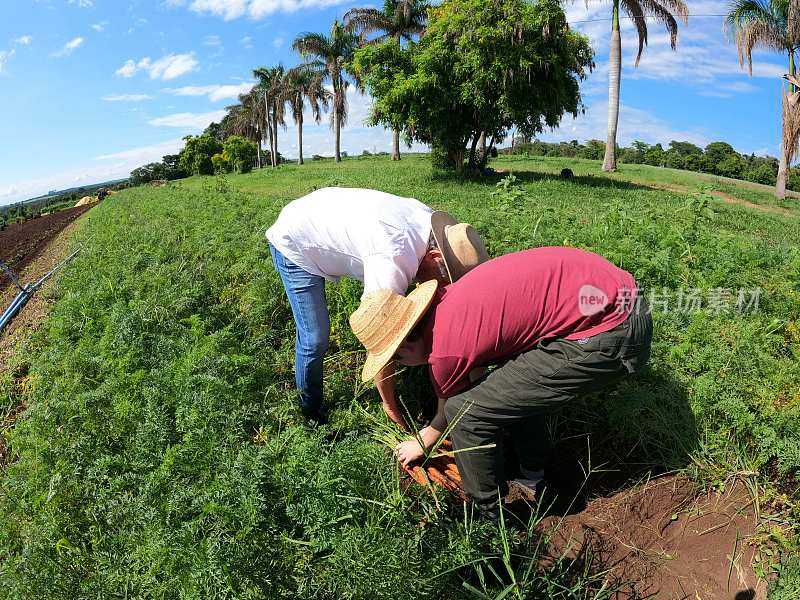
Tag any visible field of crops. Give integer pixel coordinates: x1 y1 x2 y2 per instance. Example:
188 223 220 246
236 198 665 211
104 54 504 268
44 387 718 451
1 154 799 597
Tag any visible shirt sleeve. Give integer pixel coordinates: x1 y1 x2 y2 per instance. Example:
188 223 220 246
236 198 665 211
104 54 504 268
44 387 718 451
362 253 415 296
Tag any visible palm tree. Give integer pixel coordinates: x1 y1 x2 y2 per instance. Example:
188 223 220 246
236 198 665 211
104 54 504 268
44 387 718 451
225 89 266 168
344 0 429 160
600 0 688 172
293 21 360 162
727 0 799 198
254 65 286 167
284 67 330 164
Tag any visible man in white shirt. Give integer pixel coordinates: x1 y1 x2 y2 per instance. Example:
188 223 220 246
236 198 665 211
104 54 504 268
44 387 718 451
266 187 487 425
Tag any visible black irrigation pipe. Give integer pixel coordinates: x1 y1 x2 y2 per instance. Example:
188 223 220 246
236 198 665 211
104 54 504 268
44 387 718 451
0 248 81 334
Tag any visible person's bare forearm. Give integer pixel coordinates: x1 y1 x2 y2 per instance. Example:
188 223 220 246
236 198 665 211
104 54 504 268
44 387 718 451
375 362 407 429
419 397 447 449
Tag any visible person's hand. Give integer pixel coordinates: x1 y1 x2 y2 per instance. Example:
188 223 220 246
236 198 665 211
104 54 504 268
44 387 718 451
395 438 425 466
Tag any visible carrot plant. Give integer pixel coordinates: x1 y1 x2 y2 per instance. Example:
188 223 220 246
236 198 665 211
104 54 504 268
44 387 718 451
0 154 798 597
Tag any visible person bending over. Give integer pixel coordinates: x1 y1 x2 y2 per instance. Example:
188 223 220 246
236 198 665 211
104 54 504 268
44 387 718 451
267 187 487 425
349 247 652 515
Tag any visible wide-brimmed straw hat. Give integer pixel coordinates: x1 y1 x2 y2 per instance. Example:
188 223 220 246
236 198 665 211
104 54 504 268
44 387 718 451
349 280 438 382
430 211 489 283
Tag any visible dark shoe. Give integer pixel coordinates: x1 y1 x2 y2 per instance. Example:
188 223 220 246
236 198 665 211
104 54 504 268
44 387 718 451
300 403 329 426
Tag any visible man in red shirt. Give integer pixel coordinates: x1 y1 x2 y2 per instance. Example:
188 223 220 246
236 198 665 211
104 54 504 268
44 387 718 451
350 247 653 515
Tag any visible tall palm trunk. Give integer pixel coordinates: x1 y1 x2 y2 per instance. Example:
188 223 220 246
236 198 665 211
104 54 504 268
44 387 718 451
391 32 402 161
334 82 342 162
603 0 622 172
272 110 279 167
298 110 304 165
263 91 273 168
777 52 796 199
391 130 400 161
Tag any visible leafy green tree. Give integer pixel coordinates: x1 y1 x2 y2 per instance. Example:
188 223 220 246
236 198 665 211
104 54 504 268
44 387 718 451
162 154 186 180
179 134 223 176
579 140 606 160
643 143 665 167
353 0 593 172
293 22 360 163
727 0 800 198
211 153 231 174
345 0 430 160
669 140 703 157
223 136 258 173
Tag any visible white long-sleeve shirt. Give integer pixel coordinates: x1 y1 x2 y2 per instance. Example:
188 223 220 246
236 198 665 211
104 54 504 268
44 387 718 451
266 187 433 296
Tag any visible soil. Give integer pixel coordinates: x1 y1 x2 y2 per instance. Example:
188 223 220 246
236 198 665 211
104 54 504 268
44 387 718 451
539 475 770 599
0 213 89 464
0 205 92 275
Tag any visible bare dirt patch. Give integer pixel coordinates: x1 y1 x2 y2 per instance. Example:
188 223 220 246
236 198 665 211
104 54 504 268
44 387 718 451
541 475 769 599
0 205 91 274
0 216 87 464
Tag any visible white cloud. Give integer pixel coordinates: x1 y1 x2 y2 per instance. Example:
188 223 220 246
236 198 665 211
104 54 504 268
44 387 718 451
171 0 352 21
115 53 199 80
91 22 108 32
115 59 138 78
68 0 94 7
0 50 16 73
95 139 184 162
567 2 784 98
540 100 710 148
240 36 253 49
164 83 253 101
1 139 185 205
273 36 284 48
204 35 222 46
148 110 227 128
14 36 33 46
101 94 153 102
52 36 84 58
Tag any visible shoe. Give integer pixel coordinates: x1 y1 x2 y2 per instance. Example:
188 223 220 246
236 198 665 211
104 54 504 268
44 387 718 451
300 403 329 426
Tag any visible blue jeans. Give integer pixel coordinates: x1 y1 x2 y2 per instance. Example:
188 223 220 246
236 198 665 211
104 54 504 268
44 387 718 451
269 244 330 414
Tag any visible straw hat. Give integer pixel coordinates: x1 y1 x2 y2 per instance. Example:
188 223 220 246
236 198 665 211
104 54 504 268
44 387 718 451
350 280 438 382
430 211 489 283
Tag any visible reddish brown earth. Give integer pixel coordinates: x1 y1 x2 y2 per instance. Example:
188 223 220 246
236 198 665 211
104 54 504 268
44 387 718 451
0 205 91 274
540 475 770 599
0 216 87 464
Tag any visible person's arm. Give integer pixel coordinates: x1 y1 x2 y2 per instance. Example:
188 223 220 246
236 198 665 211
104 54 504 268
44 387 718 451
374 362 408 430
396 397 447 466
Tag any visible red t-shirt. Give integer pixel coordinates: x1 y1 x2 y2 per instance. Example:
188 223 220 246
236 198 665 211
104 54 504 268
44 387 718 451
423 247 638 398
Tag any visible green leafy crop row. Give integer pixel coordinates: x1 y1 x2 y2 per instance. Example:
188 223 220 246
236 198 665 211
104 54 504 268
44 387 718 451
0 155 797 597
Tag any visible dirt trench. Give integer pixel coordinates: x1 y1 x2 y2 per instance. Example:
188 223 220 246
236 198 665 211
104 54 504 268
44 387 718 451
540 475 772 599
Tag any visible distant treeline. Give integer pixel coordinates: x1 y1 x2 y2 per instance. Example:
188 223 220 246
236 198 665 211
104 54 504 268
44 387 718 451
5 181 129 229
504 139 800 192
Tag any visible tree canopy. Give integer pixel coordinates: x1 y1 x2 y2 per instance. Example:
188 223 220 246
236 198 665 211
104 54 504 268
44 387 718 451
353 0 594 171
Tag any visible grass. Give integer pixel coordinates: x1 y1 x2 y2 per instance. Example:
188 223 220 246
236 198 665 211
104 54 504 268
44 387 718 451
0 154 798 598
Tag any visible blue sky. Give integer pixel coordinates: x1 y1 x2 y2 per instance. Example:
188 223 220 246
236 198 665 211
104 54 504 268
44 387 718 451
0 0 789 204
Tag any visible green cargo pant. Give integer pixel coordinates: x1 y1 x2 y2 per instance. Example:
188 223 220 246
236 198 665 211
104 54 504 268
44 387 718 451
444 302 653 511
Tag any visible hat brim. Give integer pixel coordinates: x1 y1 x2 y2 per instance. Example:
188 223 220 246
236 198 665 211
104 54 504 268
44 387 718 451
360 279 438 382
430 211 458 284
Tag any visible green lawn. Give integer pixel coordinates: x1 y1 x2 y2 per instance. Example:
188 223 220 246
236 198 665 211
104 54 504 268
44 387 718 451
1 154 798 598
